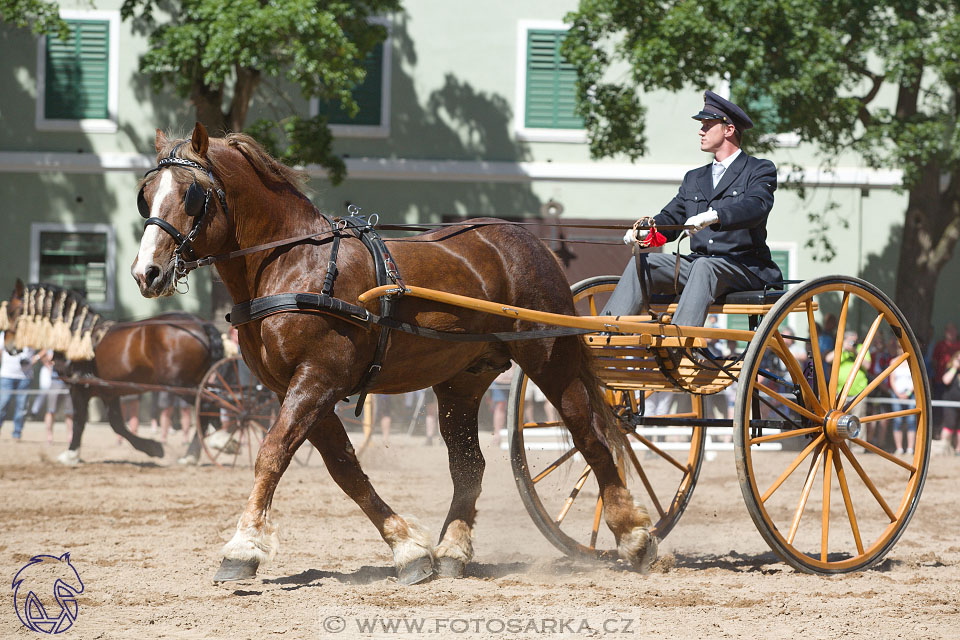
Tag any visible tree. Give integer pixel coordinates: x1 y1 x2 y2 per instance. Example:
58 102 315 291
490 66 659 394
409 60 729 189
120 0 401 184
0 0 67 39
563 0 960 347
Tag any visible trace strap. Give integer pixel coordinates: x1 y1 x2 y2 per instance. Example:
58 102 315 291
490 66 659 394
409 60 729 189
226 292 593 342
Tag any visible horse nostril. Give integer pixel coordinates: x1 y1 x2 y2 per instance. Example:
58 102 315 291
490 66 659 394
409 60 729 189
145 265 161 286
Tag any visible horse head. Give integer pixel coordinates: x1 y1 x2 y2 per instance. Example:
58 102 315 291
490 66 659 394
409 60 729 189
132 123 233 297
132 123 315 300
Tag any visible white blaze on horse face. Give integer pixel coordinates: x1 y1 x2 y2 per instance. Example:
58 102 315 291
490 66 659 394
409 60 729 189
133 171 175 278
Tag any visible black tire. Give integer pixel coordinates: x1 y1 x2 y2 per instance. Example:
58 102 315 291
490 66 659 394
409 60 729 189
733 276 931 573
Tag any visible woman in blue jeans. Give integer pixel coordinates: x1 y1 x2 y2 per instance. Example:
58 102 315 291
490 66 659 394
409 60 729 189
0 331 39 440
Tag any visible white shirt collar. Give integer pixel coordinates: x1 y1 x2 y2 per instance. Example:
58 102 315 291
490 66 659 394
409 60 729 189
714 148 742 170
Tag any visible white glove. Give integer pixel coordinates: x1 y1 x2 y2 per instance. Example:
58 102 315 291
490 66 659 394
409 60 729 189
686 209 719 234
622 228 638 245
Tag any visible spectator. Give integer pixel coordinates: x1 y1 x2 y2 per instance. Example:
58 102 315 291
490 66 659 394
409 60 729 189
825 330 870 418
376 393 393 444
933 322 960 440
31 350 73 444
488 369 512 449
819 314 838 360
155 392 192 445
0 332 39 441
864 335 895 449
889 341 916 455
939 351 960 455
524 381 558 426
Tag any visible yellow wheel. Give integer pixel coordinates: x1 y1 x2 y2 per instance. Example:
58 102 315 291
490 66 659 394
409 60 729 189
508 276 707 558
734 276 930 573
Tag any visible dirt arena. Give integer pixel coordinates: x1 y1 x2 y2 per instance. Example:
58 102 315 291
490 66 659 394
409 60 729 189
2 418 958 640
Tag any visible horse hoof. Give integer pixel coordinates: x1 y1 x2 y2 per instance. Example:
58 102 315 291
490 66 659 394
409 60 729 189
213 557 260 583
144 440 165 458
57 449 80 466
436 557 465 578
177 454 199 466
397 556 435 585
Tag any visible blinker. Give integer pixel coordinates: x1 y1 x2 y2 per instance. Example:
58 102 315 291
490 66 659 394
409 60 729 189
136 181 207 219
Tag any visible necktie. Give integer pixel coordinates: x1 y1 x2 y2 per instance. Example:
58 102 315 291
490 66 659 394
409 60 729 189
712 161 725 188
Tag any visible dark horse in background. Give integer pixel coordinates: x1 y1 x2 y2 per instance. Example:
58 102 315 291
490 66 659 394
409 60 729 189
5 280 222 465
131 123 657 584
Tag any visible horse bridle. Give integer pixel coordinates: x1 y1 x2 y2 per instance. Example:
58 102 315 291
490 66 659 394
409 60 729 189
137 143 229 285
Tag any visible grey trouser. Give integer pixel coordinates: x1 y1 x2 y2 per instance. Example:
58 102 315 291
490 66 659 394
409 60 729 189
600 253 766 327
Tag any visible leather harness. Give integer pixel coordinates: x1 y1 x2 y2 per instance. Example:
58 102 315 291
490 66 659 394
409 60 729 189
225 210 593 414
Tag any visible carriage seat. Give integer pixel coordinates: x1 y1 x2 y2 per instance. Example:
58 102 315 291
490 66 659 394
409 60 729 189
648 288 785 307
643 286 788 318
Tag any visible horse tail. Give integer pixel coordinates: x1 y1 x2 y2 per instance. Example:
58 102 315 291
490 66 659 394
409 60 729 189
575 336 627 461
202 322 224 364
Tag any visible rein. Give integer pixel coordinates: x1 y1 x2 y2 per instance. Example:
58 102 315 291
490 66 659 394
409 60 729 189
178 220 689 271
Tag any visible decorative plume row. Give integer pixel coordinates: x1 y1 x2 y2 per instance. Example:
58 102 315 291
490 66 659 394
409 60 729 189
5 284 110 361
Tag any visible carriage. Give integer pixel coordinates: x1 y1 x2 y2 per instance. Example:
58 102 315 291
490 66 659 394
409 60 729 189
130 124 929 583
355 273 929 576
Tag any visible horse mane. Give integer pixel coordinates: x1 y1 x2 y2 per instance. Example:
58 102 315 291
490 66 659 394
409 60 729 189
13 284 111 361
223 133 309 193
145 131 309 195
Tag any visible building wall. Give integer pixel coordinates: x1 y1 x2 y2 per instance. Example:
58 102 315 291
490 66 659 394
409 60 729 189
1 0 958 334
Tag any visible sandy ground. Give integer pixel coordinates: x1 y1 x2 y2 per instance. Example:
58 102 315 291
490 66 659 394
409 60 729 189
1 419 958 640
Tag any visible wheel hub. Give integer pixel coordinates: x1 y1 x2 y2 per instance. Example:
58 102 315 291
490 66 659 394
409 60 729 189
824 410 861 443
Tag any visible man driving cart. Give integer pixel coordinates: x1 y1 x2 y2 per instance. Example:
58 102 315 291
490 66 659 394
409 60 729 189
602 90 781 327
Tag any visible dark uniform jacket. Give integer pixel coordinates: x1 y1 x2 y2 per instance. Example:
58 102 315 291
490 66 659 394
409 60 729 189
654 152 782 284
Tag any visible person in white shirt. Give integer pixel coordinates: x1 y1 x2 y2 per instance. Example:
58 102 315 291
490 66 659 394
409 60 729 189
0 331 39 440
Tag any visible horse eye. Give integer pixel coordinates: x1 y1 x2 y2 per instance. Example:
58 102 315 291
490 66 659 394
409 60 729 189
137 189 150 218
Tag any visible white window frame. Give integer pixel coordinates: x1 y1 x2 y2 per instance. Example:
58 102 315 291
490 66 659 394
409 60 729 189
514 20 587 144
310 18 392 139
30 222 116 311
35 9 120 134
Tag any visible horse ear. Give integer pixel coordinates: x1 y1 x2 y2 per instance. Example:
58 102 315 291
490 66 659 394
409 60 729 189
13 278 24 301
155 129 168 153
59 552 71 562
191 122 209 156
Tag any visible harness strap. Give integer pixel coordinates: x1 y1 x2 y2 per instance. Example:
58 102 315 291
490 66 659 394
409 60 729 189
339 214 399 415
225 292 592 343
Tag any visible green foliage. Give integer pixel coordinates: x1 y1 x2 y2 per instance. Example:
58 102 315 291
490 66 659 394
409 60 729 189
0 0 69 40
245 115 345 184
120 0 400 183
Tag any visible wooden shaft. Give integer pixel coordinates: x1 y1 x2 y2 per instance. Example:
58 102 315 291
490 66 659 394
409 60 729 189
358 284 757 342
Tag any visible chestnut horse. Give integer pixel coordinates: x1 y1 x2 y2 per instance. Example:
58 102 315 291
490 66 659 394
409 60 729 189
131 123 656 584
6 281 222 465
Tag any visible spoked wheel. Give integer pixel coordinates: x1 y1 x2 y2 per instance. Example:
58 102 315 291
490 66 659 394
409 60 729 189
195 356 295 468
734 276 931 573
508 276 707 559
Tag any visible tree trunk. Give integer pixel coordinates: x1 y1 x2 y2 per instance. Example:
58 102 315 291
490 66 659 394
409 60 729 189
191 83 228 137
226 66 261 133
894 167 960 351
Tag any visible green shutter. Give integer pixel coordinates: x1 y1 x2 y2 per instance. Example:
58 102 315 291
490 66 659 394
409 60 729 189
727 250 791 332
320 42 383 126
525 30 582 129
45 20 110 120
